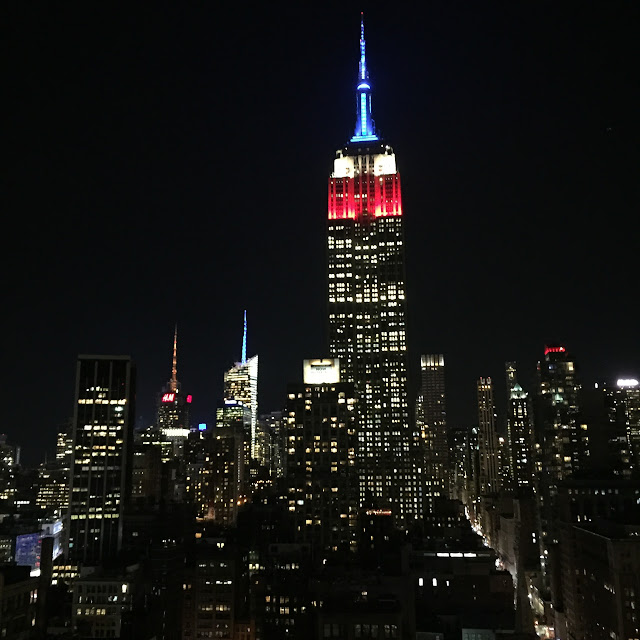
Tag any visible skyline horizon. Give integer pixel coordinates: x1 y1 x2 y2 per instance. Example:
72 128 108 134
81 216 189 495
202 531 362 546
6 5 638 464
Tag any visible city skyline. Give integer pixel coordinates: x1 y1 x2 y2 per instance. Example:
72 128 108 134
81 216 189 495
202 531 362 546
5 5 639 462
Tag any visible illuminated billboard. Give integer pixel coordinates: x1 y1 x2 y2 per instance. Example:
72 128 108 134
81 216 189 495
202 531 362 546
303 359 340 385
162 393 175 403
15 532 41 572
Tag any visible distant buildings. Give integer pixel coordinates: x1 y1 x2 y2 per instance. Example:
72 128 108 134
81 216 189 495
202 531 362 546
66 355 135 565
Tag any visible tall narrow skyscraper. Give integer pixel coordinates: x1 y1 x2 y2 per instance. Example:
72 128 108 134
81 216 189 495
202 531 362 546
419 355 449 504
67 355 135 565
156 326 192 458
327 16 420 526
224 312 258 458
505 363 534 490
477 377 500 495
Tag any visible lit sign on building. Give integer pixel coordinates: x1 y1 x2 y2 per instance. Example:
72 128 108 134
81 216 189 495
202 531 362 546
544 346 566 355
162 393 175 403
162 428 190 438
186 395 193 403
303 359 341 385
617 379 639 388
198 423 207 431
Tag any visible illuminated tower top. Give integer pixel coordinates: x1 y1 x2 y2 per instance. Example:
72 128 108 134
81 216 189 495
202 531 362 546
241 310 247 365
351 13 378 143
169 324 179 392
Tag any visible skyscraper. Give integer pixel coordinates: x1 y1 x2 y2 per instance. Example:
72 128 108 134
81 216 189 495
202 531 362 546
418 355 449 505
477 377 500 495
67 355 135 565
535 345 586 486
156 326 192 458
534 344 585 582
224 311 258 459
286 359 357 551
327 16 420 527
505 363 534 490
608 378 640 473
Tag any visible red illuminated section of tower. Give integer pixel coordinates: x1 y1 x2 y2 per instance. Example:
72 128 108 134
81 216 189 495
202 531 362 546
328 171 403 220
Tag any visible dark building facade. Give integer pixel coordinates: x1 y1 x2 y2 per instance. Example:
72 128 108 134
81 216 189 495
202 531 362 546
67 355 135 565
418 355 449 508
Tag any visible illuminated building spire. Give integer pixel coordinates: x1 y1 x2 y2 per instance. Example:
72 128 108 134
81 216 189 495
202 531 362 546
170 324 178 392
351 12 378 143
241 310 247 364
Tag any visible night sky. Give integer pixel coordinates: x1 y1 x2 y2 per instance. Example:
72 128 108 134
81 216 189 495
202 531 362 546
5 3 639 464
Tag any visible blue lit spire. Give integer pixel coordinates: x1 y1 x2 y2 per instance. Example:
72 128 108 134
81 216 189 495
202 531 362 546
351 13 379 143
241 310 247 364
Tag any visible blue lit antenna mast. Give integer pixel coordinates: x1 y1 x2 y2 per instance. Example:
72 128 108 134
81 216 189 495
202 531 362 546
351 13 379 143
241 310 247 364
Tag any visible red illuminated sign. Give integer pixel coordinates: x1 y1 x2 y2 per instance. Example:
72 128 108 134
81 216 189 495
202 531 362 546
186 395 193 403
544 346 566 355
162 393 175 403
328 173 403 221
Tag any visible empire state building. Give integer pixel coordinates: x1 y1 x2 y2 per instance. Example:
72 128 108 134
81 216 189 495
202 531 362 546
327 16 422 527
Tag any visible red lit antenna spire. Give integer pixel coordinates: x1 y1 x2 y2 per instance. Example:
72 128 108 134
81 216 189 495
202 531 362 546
170 324 178 392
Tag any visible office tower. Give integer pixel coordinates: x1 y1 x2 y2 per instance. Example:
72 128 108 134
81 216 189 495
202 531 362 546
506 364 534 489
0 435 17 504
534 345 585 552
419 355 449 504
56 423 74 467
204 401 250 524
285 359 357 551
67 355 135 565
156 326 192 458
327 17 420 526
609 378 640 472
580 382 631 478
224 311 259 459
535 345 585 485
258 411 286 478
36 463 69 518
477 377 500 494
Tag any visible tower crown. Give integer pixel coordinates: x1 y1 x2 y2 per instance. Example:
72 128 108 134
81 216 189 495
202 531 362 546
351 14 378 143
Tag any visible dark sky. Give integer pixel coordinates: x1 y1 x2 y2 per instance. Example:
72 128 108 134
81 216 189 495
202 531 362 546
5 3 639 464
